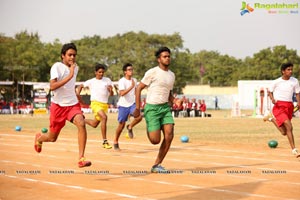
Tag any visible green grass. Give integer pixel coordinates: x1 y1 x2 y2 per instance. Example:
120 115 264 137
1 109 299 147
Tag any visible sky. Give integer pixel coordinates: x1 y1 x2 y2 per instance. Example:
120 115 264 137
0 0 299 59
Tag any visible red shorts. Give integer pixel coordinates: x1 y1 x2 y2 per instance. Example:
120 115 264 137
272 101 294 127
50 102 83 134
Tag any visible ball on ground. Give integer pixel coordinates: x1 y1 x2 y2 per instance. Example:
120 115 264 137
41 127 48 133
180 135 189 143
125 133 130 139
268 140 278 148
15 126 22 131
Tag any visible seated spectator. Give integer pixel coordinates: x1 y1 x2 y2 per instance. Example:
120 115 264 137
182 98 188 112
140 98 146 112
185 98 192 117
190 98 198 117
200 99 207 117
172 98 183 117
10 101 14 114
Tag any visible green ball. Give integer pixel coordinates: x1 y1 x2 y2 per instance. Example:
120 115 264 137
268 140 278 148
41 127 48 133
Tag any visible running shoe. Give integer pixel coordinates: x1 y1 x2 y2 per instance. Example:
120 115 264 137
34 133 42 153
151 165 170 173
78 157 92 168
263 112 273 122
126 125 134 139
114 143 121 151
292 148 299 155
294 105 299 113
102 141 112 149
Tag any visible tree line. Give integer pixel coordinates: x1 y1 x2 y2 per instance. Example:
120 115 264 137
1 30 300 94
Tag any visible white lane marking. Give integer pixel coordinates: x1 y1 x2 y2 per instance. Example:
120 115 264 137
3 175 154 199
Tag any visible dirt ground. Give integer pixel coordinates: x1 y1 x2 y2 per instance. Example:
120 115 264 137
0 113 300 200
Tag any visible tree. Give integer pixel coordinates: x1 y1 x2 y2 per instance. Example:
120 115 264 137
0 34 15 81
39 40 62 82
242 45 300 80
191 51 239 86
171 50 193 93
1 31 300 93
13 31 44 82
73 31 185 82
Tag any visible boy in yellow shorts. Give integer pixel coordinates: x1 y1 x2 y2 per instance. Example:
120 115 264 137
77 63 113 149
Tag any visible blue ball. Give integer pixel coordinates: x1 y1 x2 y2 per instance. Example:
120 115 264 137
15 126 22 131
180 135 189 143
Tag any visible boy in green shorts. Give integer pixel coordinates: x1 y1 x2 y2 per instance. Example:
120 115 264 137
134 47 175 173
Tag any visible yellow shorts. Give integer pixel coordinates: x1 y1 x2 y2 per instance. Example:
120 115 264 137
90 101 108 121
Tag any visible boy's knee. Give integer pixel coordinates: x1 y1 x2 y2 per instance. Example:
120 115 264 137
78 120 86 127
148 131 161 144
49 136 58 142
150 139 160 145
281 132 287 136
91 124 97 128
101 115 107 121
165 133 174 142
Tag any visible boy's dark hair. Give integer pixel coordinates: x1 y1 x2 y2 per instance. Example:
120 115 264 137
155 47 171 58
95 63 107 71
61 43 77 59
122 63 132 71
281 62 293 72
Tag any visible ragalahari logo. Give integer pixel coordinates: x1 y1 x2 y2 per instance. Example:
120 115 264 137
240 1 254 15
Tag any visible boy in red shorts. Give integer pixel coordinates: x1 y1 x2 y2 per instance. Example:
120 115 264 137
34 43 91 168
264 62 300 158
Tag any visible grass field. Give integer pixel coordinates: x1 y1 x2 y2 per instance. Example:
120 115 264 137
0 109 300 199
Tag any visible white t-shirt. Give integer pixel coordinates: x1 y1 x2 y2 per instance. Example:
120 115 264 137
141 66 175 104
50 62 78 106
117 77 137 107
270 77 300 102
83 77 112 103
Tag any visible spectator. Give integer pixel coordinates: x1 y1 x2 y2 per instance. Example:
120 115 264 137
172 98 183 117
10 101 14 114
141 97 146 112
214 96 219 110
191 98 198 117
200 99 207 117
185 98 192 117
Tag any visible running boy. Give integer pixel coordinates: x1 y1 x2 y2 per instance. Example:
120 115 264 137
76 63 113 149
134 47 176 173
264 62 300 158
113 63 143 150
34 43 91 168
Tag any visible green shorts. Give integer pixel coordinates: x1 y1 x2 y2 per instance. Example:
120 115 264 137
144 103 174 132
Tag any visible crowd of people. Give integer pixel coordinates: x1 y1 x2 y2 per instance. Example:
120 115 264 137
171 96 207 118
0 100 33 114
